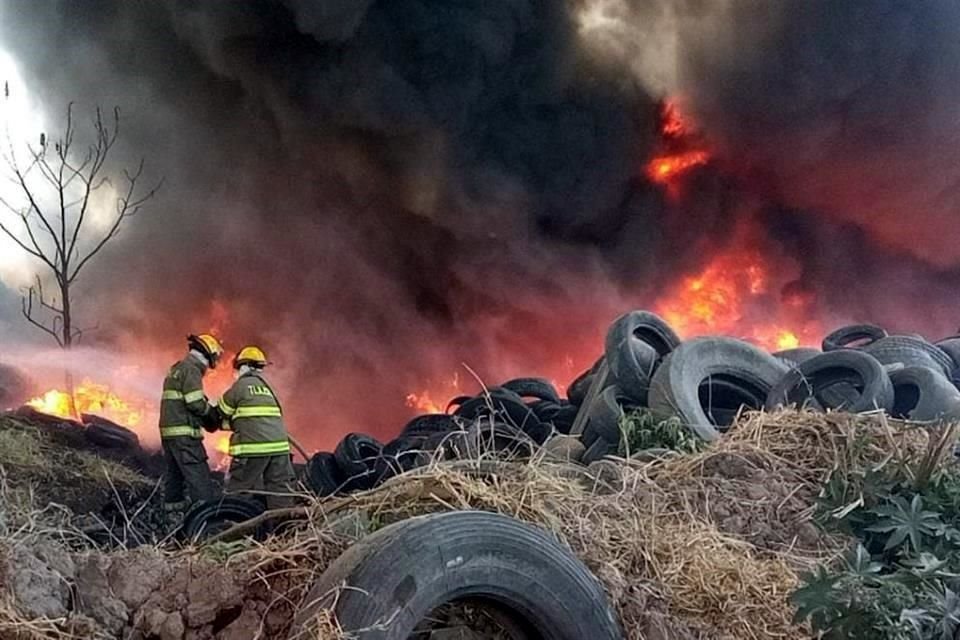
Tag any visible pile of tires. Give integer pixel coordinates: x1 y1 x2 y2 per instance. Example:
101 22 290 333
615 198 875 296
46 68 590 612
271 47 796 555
302 313 960 498
303 378 585 498
558 314 960 461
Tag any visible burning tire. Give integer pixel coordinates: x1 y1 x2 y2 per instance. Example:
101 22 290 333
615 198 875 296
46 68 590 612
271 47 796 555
765 350 894 414
604 311 680 405
889 366 960 422
83 415 139 450
179 496 265 542
864 335 954 377
291 511 623 640
306 452 343 497
822 324 887 351
648 337 789 441
501 377 561 403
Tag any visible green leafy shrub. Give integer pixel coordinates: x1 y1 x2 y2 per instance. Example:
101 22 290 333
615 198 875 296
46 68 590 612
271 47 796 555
792 424 960 639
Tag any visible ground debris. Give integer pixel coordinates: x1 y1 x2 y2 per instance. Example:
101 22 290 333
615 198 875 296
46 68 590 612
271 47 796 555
1 409 930 639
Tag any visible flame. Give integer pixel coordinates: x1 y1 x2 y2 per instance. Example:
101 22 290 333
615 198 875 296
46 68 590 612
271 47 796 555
661 100 689 139
647 150 710 183
654 248 818 351
27 379 145 426
405 391 446 414
645 99 712 185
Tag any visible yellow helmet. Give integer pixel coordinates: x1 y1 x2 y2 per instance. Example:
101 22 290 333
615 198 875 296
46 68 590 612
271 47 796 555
233 345 269 370
187 333 224 368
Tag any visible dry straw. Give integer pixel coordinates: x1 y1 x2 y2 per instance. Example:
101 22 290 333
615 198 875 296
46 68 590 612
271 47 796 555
0 410 946 639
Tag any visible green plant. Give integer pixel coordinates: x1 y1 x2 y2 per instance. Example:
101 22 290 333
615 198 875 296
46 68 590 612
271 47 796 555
867 495 947 554
794 427 960 639
618 409 704 457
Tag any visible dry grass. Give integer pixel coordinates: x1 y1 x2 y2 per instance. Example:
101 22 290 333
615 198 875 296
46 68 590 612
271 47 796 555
238 410 938 640
0 410 944 639
0 417 149 489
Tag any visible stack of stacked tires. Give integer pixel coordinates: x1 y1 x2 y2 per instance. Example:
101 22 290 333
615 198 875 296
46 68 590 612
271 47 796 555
304 313 960 498
563 313 960 465
304 377 580 497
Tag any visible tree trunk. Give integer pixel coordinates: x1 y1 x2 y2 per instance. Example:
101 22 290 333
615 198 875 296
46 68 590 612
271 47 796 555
60 281 77 418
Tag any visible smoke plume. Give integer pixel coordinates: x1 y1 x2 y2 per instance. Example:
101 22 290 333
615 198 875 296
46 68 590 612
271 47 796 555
1 0 959 448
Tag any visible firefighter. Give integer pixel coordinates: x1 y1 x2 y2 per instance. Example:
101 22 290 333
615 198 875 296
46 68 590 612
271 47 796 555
159 333 222 521
215 346 295 509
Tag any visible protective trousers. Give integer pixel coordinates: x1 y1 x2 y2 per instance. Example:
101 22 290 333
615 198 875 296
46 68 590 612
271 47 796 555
225 454 296 509
162 437 215 507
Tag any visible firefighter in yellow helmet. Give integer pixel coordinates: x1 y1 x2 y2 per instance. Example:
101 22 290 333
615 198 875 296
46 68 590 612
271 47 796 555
158 334 222 520
214 346 295 509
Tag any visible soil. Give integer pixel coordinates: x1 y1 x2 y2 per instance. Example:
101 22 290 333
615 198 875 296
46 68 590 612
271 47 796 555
663 450 831 555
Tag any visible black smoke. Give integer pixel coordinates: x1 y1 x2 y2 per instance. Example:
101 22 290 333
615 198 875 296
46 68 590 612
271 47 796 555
1 0 959 447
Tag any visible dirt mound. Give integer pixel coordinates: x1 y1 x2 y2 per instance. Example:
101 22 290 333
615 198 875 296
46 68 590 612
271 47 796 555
0 414 155 515
0 410 936 639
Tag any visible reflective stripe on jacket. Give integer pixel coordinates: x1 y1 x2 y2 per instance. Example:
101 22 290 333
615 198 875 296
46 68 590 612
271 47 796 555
159 357 209 439
218 371 289 457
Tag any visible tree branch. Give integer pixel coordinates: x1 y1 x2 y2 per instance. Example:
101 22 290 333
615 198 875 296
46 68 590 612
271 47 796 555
68 159 162 283
21 287 64 347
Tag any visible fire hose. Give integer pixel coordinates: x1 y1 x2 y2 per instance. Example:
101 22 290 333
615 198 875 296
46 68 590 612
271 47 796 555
287 433 310 462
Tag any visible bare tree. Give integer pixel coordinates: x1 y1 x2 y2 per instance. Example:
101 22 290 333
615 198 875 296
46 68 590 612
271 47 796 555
0 102 162 349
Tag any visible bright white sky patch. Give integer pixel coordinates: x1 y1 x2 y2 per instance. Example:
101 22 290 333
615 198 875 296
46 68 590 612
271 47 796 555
0 47 47 287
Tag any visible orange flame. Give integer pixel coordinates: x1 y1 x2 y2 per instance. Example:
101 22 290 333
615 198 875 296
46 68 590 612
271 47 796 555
654 249 816 351
405 391 446 415
645 99 712 185
647 150 710 184
27 379 146 426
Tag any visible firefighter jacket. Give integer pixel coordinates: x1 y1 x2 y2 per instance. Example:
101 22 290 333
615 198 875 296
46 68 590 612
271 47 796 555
217 371 290 457
159 356 211 440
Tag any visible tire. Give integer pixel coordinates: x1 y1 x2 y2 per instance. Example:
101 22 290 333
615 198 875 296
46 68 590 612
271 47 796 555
567 357 604 406
550 404 579 434
82 416 139 449
179 496 265 542
501 378 560 403
889 366 960 422
935 337 960 371
822 324 887 351
449 421 534 460
648 337 789 441
765 350 894 414
580 386 625 446
400 414 458 438
445 395 472 414
698 376 762 430
455 388 539 431
530 400 563 423
580 436 617 464
334 434 383 491
306 452 342 497
865 336 954 377
772 348 821 367
372 439 426 484
605 311 680 405
291 511 623 640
